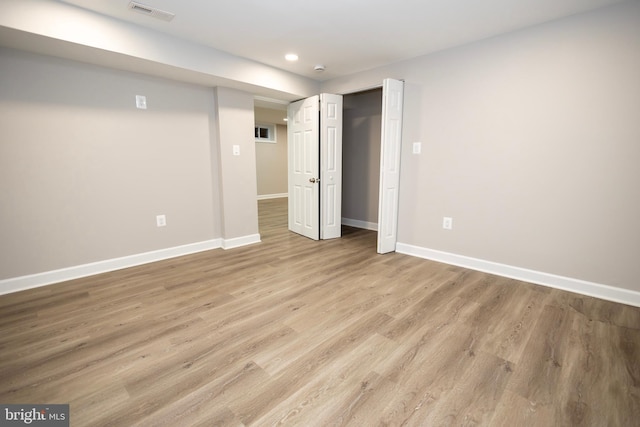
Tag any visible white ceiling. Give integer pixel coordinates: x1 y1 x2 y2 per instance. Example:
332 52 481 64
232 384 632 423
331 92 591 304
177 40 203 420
59 0 626 82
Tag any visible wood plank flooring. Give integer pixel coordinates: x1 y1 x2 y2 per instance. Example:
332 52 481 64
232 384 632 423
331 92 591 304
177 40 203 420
1 197 639 426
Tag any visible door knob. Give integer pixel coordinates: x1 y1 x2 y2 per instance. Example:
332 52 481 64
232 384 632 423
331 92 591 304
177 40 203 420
309 178 320 183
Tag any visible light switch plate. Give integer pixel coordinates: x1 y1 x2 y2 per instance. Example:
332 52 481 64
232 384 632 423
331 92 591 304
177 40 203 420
413 142 421 154
136 95 147 109
233 145 240 156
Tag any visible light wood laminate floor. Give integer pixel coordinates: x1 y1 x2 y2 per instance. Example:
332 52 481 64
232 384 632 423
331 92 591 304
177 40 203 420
1 198 639 426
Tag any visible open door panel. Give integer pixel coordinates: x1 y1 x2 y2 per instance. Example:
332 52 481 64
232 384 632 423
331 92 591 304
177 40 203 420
287 96 320 240
377 79 404 254
287 94 343 241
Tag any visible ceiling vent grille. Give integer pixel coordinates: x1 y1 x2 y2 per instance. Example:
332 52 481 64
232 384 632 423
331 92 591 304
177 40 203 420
128 2 175 22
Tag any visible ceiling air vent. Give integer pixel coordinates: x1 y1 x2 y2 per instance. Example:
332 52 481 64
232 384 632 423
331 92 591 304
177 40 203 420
128 1 175 22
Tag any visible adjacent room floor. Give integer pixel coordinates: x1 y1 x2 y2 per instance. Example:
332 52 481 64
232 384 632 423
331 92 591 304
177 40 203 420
1 198 639 425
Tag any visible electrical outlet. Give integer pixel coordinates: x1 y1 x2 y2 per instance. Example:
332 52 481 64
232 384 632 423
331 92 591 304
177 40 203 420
442 217 453 230
156 214 166 227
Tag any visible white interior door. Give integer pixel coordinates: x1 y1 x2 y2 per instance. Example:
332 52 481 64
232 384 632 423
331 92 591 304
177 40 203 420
287 94 343 241
320 94 343 239
288 96 320 240
377 78 404 254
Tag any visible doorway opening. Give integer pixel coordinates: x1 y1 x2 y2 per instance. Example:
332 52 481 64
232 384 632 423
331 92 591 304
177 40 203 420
341 88 383 235
255 79 402 252
255 88 380 245
253 101 290 240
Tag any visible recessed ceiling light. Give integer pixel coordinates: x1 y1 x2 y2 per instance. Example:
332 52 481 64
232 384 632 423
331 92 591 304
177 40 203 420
285 53 299 61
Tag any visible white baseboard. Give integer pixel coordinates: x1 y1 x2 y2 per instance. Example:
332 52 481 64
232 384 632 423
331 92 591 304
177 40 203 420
257 193 288 200
342 217 378 231
0 239 223 296
396 243 640 308
221 234 261 250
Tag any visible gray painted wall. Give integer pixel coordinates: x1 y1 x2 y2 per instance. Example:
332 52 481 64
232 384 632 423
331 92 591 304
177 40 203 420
0 48 261 280
323 1 640 292
342 89 382 225
214 87 260 242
